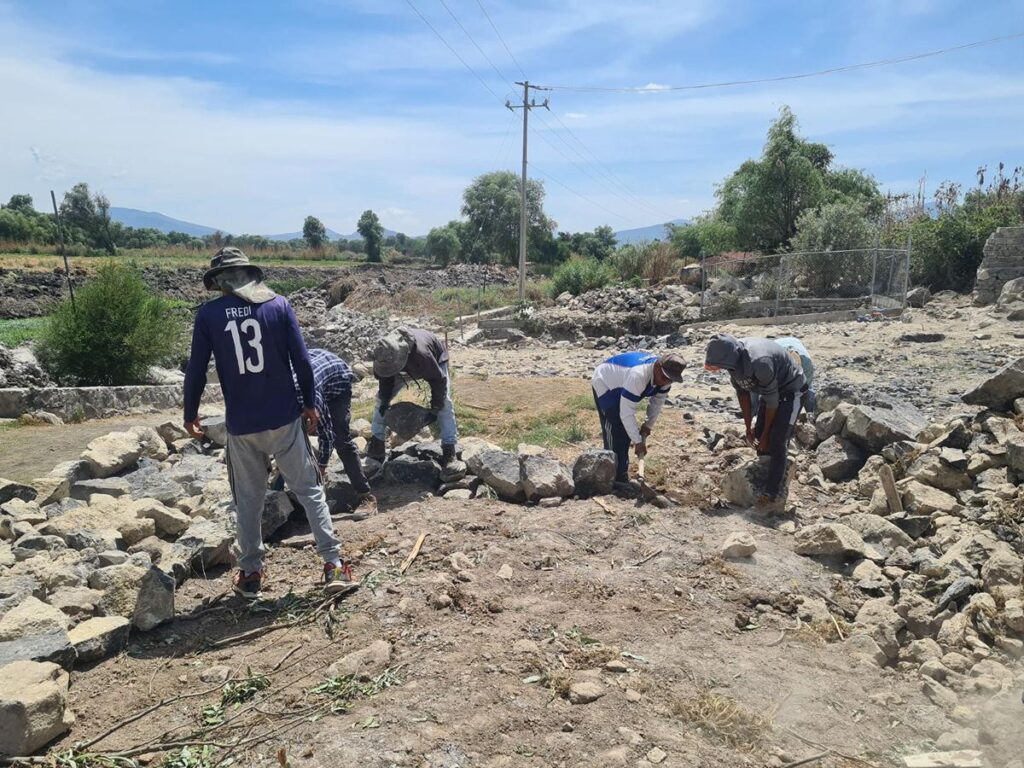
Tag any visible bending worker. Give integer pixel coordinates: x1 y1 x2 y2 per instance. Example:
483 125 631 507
368 326 458 466
703 334 807 509
591 351 686 483
302 347 374 509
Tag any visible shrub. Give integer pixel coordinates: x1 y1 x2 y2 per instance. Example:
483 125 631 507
37 261 185 385
549 257 614 297
609 242 679 283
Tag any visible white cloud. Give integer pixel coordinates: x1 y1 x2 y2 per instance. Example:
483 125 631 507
564 112 587 119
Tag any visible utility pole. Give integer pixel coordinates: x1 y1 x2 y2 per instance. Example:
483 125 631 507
50 190 75 311
506 81 548 302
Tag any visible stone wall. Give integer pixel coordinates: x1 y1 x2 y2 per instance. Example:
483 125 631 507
0 384 223 421
973 226 1024 305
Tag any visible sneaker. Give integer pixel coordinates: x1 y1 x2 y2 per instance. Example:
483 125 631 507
323 562 359 596
358 492 378 513
232 569 263 599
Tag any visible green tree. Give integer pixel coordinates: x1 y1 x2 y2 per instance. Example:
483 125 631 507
5 194 35 214
302 215 327 250
789 201 877 295
717 107 832 251
37 262 185 385
357 209 384 263
60 182 99 244
93 193 117 255
669 217 738 260
461 171 555 265
425 222 462 266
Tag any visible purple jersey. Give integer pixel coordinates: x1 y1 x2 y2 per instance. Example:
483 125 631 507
184 294 314 436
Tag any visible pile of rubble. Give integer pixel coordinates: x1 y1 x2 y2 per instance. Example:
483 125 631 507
525 284 700 341
0 345 52 389
719 357 1024 755
302 305 394 368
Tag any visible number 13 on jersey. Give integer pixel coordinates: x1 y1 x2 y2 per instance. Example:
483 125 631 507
226 319 265 374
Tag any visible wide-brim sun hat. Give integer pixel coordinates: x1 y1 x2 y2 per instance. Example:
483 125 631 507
658 352 687 383
203 247 265 290
372 329 412 378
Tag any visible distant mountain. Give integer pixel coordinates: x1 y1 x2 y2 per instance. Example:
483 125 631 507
110 207 222 237
613 218 689 245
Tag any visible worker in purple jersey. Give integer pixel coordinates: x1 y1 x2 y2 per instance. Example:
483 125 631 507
183 247 356 600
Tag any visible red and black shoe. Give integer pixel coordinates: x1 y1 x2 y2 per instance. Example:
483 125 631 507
323 561 358 596
232 569 263 599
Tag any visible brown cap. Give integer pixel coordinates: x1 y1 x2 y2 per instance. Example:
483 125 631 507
658 353 686 383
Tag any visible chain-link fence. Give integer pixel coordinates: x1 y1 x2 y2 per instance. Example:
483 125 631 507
699 246 910 320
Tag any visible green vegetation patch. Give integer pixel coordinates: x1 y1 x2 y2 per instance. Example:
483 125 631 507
0 316 48 347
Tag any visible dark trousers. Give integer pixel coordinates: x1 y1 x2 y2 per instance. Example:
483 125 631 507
753 391 803 498
326 390 371 494
593 389 630 482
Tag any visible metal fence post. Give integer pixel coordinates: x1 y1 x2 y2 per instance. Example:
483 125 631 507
869 234 879 308
699 253 706 320
773 254 784 318
903 232 913 308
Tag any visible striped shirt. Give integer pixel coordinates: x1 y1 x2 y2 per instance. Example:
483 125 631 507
294 348 354 466
591 351 671 444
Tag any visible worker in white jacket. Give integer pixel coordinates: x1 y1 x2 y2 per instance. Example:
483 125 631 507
591 351 686 482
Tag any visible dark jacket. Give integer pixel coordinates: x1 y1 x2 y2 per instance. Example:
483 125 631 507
705 334 804 409
377 328 450 411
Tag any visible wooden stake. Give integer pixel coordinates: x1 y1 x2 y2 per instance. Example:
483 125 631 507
878 463 903 514
400 532 428 574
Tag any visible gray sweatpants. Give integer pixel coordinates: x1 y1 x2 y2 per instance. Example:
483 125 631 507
226 417 341 574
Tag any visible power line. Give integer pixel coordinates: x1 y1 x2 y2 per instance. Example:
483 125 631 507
403 0 504 102
474 0 527 79
530 163 640 227
437 0 513 86
532 111 669 224
542 110 679 222
537 31 1024 92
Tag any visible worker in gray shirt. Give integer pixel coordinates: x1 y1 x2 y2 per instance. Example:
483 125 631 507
704 334 806 508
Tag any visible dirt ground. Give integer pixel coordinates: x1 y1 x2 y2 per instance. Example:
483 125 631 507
4 294 1023 767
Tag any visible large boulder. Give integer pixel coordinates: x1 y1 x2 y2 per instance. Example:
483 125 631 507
0 479 36 506
131 498 191 537
467 449 524 501
69 477 131 502
840 512 913 553
901 481 959 515
961 356 1024 411
907 453 972 492
520 456 574 500
175 518 234 569
572 449 616 497
68 616 131 664
906 286 932 308
0 632 76 670
88 563 175 631
816 435 867 481
81 432 144 479
0 597 69 643
721 457 779 507
814 403 855 441
382 454 441 487
129 426 169 462
843 404 927 453
384 403 433 443
0 661 74 755
262 491 294 539
793 523 868 559
997 276 1024 306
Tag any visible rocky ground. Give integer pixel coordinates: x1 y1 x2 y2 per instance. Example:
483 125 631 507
1 283 1024 766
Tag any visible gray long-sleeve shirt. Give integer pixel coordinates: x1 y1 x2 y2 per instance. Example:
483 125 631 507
705 334 804 409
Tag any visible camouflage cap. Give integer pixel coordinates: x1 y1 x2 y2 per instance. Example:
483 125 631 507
202 247 265 290
372 328 412 378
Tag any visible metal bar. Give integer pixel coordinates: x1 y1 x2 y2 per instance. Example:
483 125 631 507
517 80 529 303
50 189 75 311
869 233 879 307
699 253 706 319
774 254 784 318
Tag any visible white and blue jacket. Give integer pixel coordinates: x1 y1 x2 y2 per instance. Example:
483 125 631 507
591 352 671 444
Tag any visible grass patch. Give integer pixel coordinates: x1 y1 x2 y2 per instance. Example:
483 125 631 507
672 690 771 749
0 316 48 347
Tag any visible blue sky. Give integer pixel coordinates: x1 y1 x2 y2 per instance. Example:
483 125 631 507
1 0 1022 236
